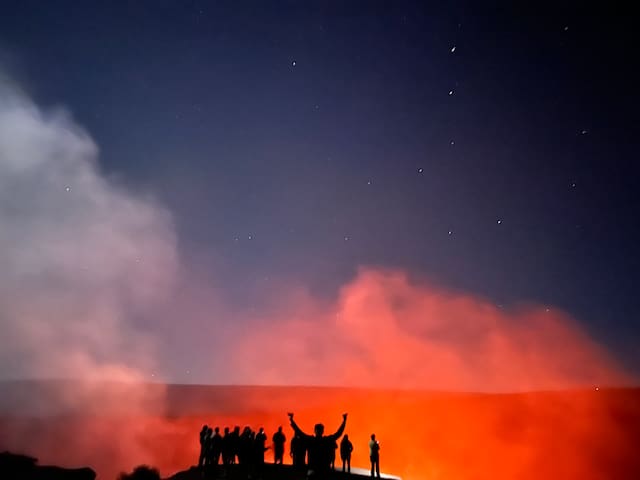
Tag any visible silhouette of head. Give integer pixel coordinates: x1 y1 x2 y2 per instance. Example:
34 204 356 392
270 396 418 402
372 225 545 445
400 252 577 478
314 423 325 437
343 434 349 441
371 434 376 441
278 426 283 433
224 427 230 434
215 427 220 433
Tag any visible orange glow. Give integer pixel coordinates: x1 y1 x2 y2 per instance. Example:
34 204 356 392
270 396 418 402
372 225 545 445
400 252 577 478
234 268 629 390
1 269 637 479
1 386 639 480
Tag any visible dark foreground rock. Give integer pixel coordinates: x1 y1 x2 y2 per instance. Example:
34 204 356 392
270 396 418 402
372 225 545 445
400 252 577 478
167 464 400 480
0 452 95 480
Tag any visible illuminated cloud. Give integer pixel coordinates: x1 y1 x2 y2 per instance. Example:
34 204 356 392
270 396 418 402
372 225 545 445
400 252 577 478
235 268 629 391
0 74 178 406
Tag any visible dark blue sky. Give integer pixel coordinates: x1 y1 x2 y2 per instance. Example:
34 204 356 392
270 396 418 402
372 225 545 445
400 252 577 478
1 1 638 372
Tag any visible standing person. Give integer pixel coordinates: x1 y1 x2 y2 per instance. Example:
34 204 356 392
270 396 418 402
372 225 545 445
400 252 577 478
329 439 338 470
198 425 209 469
340 434 353 473
369 434 380 478
230 426 241 464
222 427 232 465
288 412 347 478
290 432 306 469
272 426 286 464
254 427 269 465
204 427 214 467
211 427 223 465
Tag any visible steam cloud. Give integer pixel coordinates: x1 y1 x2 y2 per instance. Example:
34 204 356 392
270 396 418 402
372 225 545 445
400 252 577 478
0 71 636 479
0 70 628 396
235 268 630 390
0 76 178 408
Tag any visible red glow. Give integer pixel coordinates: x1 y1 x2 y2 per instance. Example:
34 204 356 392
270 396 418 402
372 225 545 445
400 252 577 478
235 268 629 390
1 269 637 479
1 386 639 480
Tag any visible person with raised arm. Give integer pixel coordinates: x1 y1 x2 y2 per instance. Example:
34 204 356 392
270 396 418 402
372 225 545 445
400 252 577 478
287 412 347 478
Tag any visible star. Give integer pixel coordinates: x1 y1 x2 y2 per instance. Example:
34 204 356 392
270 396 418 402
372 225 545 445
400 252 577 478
450 140 455 145
448 90 454 96
291 60 297 67
344 236 350 241
417 167 424 174
248 234 253 240
497 219 503 225
367 180 372 185
564 26 569 31
581 129 588 135
64 186 71 192
448 230 453 236
450 46 456 53
571 182 576 188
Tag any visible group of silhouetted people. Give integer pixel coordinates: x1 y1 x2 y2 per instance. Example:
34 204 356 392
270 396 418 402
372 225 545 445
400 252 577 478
198 425 270 471
198 412 382 479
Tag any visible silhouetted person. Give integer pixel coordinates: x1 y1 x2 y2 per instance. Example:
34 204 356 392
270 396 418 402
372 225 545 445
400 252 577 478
272 426 286 464
204 427 214 466
222 427 232 465
239 426 253 465
231 426 241 464
290 433 306 469
329 439 338 470
340 435 353 473
369 434 380 478
198 425 209 468
255 427 268 465
211 427 223 465
288 412 347 478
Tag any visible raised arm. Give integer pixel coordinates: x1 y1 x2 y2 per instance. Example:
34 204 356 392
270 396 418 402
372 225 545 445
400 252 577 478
288 413 310 439
328 413 348 440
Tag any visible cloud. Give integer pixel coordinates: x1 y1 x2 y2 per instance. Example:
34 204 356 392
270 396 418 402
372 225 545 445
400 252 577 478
234 267 630 390
0 75 178 408
0 69 629 394
0 69 635 480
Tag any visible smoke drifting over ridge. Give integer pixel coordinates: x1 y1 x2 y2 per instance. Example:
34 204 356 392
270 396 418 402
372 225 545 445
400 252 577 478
0 70 637 480
0 75 177 411
234 268 630 390
0 71 632 394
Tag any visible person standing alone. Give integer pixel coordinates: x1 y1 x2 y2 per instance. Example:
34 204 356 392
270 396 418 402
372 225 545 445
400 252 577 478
369 434 380 478
340 434 353 473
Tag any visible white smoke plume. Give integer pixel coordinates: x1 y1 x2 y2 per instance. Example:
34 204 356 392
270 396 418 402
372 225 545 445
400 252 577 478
0 73 178 413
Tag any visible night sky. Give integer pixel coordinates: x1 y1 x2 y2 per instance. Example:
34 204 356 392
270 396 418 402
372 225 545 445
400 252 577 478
0 1 638 382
